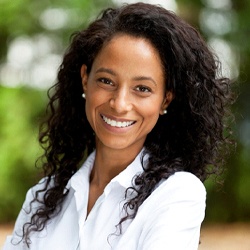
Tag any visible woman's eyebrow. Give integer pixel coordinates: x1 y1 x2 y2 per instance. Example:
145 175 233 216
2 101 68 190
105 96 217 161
132 76 156 85
96 68 156 85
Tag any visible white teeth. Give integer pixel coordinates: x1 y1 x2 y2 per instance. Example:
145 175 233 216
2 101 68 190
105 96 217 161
102 115 134 128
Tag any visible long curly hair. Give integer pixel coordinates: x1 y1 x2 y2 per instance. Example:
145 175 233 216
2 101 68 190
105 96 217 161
22 2 234 246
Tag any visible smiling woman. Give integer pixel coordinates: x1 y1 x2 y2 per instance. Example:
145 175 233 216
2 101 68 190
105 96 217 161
3 2 234 250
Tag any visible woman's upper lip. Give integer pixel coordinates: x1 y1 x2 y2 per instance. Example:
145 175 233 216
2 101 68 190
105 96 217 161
100 113 136 122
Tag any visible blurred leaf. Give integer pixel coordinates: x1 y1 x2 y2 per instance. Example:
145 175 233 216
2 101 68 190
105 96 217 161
0 86 46 221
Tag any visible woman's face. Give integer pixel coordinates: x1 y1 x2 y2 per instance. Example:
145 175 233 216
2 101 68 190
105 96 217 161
81 34 173 152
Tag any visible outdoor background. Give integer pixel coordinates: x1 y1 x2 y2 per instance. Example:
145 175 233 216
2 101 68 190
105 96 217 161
0 0 250 249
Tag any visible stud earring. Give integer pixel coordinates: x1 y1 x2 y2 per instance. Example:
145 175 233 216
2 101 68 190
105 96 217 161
82 93 86 99
163 110 167 115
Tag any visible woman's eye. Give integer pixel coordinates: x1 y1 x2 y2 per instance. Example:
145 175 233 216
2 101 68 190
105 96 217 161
98 78 113 85
135 85 152 93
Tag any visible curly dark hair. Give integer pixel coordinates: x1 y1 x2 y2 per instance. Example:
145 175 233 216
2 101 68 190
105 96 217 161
21 2 234 246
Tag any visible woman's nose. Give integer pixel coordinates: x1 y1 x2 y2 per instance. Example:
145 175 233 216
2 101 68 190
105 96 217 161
109 88 133 113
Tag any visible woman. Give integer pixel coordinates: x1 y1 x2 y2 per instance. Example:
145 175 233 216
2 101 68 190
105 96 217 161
4 2 233 250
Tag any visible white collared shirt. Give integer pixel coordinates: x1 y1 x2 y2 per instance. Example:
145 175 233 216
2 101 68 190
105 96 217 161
3 151 206 250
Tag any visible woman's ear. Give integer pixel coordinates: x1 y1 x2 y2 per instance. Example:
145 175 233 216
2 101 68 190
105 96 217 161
160 91 174 115
80 65 88 93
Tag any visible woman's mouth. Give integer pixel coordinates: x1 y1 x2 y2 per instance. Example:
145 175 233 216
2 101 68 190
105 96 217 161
101 114 135 128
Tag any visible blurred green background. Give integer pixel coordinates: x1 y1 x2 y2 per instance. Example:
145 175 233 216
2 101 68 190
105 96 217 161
0 0 249 223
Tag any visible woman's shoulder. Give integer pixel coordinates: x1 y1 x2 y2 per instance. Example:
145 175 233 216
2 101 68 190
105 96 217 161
3 177 55 248
25 177 54 201
153 171 206 202
165 171 205 187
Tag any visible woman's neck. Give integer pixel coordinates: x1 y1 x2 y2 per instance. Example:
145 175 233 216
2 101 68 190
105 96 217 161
91 143 143 189
86 141 143 217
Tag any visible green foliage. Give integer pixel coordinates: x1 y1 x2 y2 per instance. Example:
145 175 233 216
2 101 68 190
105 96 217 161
0 0 114 58
205 143 250 222
0 86 46 222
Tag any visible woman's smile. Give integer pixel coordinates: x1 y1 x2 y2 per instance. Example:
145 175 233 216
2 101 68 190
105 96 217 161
101 114 136 128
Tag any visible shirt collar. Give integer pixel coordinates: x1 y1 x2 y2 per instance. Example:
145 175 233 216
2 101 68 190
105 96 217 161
110 149 145 189
66 148 146 192
66 151 95 192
